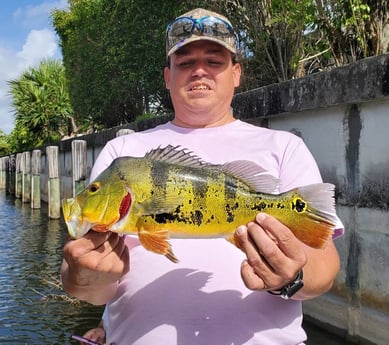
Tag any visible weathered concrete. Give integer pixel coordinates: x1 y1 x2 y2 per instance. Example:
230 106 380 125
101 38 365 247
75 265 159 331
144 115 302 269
2 53 389 345
232 53 389 119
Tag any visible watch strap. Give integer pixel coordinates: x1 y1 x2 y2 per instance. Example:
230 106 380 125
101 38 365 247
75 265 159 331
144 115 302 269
268 270 304 300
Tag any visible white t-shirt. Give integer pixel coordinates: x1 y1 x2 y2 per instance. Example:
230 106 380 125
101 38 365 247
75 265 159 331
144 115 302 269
90 120 334 345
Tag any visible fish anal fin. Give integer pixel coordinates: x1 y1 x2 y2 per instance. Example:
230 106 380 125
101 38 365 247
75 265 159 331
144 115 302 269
165 249 179 263
137 223 179 263
226 233 243 251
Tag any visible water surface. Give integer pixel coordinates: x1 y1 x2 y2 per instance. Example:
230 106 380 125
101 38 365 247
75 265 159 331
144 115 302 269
0 193 103 345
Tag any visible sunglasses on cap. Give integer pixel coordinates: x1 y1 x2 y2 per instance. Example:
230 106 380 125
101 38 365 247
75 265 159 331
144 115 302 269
166 16 238 55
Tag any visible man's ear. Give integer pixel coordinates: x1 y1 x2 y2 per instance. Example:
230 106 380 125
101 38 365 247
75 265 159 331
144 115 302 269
164 66 171 90
233 63 241 88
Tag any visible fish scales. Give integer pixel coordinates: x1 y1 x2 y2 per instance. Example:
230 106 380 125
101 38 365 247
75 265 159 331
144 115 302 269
149 163 235 235
62 145 338 262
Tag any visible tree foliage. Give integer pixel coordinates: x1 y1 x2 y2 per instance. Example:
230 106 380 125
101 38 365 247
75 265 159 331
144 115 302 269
7 59 74 152
0 130 10 156
53 0 188 129
206 0 317 87
313 0 389 66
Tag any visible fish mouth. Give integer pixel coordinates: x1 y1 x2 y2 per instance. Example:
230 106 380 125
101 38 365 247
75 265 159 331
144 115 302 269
62 198 92 239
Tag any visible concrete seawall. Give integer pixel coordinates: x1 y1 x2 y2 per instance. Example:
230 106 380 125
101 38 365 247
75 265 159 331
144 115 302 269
1 53 389 345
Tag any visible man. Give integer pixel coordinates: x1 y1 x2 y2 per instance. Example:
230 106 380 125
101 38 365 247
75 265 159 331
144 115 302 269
62 8 342 345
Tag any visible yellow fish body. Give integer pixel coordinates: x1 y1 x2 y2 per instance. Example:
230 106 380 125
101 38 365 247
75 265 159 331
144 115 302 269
62 145 337 262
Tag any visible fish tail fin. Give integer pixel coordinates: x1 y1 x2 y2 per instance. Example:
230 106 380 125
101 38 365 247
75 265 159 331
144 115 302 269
295 217 334 249
292 183 337 249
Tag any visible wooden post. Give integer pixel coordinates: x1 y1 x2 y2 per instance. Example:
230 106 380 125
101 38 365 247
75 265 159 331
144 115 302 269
31 150 41 209
46 146 60 219
72 140 87 196
8 154 15 195
4 156 9 192
0 158 3 189
22 151 31 203
0 157 8 190
15 153 22 199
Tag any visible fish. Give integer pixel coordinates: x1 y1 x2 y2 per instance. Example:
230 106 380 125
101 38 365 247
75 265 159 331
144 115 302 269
62 145 338 263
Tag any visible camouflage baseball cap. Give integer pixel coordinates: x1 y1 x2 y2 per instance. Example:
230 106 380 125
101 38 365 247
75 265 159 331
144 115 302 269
166 8 238 57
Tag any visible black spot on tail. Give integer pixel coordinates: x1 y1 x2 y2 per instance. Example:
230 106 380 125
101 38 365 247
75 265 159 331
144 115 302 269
292 199 306 213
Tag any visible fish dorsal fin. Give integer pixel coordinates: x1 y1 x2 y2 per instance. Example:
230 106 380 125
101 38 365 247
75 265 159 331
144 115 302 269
144 146 278 193
144 145 208 168
220 160 279 194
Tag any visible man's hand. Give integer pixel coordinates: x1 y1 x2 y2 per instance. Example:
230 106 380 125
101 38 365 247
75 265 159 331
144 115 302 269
236 213 307 292
236 213 340 300
61 231 129 305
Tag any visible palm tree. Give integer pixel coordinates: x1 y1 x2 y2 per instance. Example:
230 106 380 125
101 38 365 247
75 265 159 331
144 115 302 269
8 59 75 151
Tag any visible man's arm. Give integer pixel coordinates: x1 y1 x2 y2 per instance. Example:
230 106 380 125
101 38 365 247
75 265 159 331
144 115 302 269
236 213 340 300
61 231 130 305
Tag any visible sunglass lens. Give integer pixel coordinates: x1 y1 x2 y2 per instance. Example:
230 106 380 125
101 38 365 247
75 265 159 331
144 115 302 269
169 18 194 38
201 17 233 38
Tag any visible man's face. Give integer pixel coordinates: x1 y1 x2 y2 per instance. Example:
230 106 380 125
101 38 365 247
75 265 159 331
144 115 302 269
164 40 241 127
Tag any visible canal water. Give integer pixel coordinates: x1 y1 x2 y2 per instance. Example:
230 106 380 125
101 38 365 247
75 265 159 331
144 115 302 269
0 191 355 345
0 192 104 345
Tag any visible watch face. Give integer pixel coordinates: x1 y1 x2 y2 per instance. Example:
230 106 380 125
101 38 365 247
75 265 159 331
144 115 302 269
282 280 304 299
280 271 304 299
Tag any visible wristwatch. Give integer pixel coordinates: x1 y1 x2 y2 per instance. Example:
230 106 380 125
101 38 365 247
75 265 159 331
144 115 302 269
268 270 304 300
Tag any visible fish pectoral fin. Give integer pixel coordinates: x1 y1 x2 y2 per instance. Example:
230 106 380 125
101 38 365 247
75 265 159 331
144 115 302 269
137 195 184 216
137 225 179 263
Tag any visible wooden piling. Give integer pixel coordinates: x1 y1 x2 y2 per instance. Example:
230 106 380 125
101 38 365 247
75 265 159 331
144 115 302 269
22 151 31 203
15 153 22 199
8 154 15 195
4 157 9 192
0 157 8 190
31 150 41 209
72 140 87 196
46 146 60 219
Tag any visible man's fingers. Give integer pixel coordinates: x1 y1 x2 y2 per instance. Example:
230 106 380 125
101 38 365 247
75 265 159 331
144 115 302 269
240 260 266 290
235 215 307 291
236 224 276 289
64 231 112 258
255 213 298 254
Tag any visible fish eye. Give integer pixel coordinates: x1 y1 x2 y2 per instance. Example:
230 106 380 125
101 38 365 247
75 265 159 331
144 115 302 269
294 198 306 213
88 183 100 193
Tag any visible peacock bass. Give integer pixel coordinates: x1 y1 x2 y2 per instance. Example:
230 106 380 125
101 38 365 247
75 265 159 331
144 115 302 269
62 145 337 263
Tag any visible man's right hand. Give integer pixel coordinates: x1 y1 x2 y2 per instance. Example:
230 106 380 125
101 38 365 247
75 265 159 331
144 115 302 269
61 231 129 305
